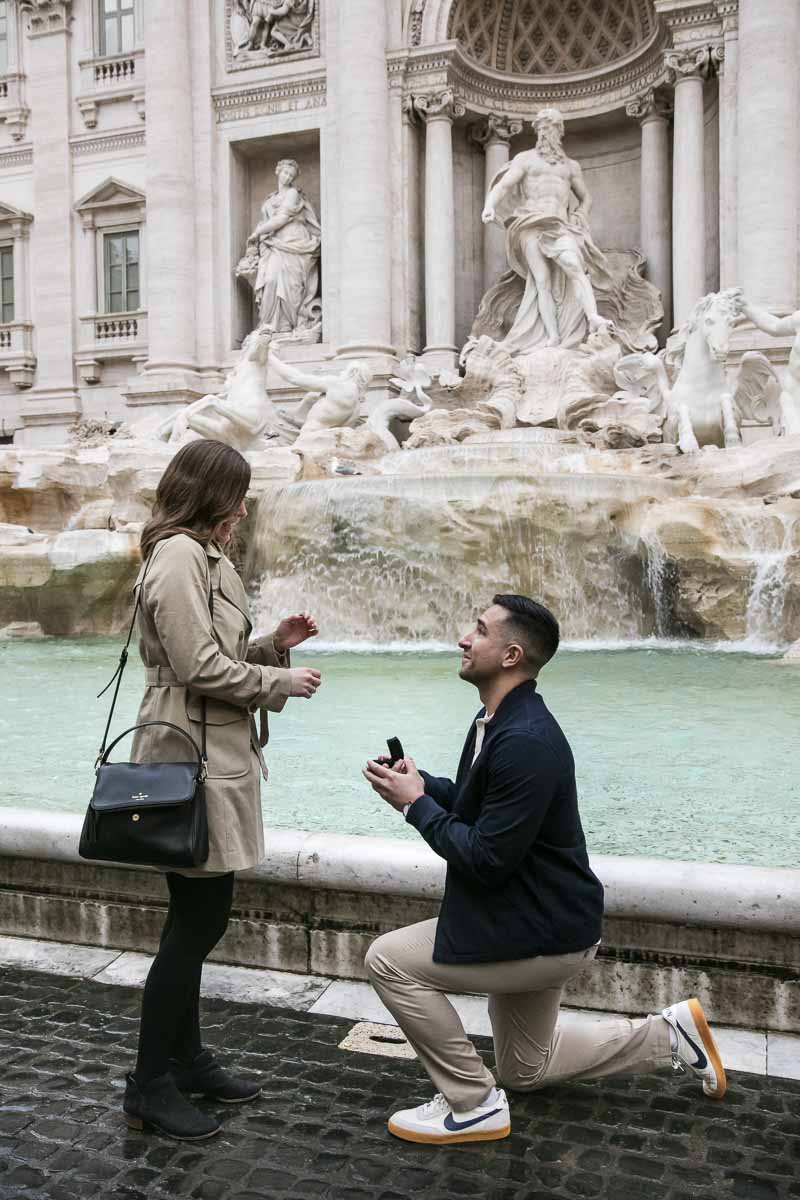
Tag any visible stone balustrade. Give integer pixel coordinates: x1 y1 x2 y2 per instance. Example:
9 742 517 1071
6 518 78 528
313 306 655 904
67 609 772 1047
0 321 35 387
1 809 797 1033
76 312 148 385
76 49 145 129
0 71 29 141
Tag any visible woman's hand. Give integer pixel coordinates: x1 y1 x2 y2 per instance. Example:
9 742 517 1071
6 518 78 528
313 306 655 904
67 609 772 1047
288 667 322 699
274 612 319 653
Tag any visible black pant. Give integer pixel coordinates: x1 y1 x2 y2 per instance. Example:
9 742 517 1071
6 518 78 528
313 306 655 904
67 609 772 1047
135 872 235 1085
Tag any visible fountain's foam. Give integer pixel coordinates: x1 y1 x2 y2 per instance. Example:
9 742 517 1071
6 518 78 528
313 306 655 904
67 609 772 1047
246 471 682 645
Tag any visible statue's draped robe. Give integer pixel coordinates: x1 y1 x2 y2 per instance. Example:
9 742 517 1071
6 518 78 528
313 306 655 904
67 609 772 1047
255 188 321 333
489 161 614 354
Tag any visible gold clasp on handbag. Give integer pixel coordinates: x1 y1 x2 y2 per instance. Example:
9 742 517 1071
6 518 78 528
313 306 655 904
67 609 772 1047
132 813 140 822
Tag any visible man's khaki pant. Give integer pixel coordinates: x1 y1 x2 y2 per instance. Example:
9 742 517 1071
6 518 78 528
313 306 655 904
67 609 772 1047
365 918 673 1113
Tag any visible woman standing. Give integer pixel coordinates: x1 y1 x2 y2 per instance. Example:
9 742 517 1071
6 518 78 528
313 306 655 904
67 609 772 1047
123 439 321 1141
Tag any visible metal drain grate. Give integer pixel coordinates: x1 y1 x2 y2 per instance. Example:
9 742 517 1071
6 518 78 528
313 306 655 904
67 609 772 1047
338 1021 416 1059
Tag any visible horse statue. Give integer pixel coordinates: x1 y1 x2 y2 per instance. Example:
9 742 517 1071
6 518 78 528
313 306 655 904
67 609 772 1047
154 326 298 449
612 288 781 453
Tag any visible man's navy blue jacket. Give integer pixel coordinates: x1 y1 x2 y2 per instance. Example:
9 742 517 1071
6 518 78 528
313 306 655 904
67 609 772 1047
407 678 604 964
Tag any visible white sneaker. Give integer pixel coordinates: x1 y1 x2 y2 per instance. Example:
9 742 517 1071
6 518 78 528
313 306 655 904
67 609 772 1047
387 1089 511 1145
662 997 727 1099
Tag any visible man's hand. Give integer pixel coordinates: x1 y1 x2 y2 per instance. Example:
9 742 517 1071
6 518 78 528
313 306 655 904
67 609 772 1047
288 667 321 698
274 612 319 652
362 757 425 813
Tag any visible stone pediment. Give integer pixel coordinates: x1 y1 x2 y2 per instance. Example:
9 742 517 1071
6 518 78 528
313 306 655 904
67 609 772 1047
75 178 146 216
0 202 33 228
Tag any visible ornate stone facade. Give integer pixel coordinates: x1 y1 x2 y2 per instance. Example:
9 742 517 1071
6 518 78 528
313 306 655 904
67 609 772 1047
0 0 798 445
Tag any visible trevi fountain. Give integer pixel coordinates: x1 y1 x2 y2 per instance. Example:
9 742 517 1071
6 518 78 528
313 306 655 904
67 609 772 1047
0 0 799 871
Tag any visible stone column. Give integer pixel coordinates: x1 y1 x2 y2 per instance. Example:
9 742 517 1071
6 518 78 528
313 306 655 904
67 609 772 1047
335 0 394 362
666 47 713 325
737 0 800 311
21 0 81 441
470 114 522 292
139 0 197 385
401 96 423 354
415 89 464 369
626 90 673 336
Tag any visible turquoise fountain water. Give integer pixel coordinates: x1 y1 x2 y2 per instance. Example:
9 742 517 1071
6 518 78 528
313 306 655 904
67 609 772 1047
2 637 797 868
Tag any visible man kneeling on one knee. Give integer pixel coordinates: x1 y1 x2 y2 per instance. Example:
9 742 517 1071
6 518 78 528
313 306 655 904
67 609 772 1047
363 594 726 1145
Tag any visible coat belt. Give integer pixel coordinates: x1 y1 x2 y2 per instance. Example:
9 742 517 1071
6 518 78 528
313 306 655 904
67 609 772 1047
144 665 181 686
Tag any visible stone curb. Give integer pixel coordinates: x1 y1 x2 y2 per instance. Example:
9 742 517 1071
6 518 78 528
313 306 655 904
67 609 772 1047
2 806 799 932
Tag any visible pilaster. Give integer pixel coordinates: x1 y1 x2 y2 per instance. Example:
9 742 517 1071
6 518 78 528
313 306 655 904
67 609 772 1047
18 0 81 443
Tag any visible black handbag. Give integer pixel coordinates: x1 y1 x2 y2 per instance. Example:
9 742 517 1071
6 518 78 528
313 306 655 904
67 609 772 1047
78 554 210 869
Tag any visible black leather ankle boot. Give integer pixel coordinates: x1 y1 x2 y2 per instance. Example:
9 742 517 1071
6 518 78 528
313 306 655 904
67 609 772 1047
123 1072 221 1140
170 1049 262 1104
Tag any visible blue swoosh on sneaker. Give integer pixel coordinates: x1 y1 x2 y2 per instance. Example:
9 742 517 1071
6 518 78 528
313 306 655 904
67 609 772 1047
443 1107 502 1132
676 1020 708 1070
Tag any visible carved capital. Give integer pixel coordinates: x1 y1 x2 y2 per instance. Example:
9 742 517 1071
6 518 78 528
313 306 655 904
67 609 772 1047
412 89 466 124
469 113 523 149
664 45 720 84
22 0 73 37
625 89 672 124
401 95 418 127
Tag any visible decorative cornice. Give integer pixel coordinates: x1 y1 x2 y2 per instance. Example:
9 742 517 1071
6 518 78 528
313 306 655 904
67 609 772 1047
21 0 73 38
625 88 672 123
396 38 673 121
412 88 466 122
211 71 326 123
469 112 523 148
0 146 33 169
70 129 145 157
653 0 720 34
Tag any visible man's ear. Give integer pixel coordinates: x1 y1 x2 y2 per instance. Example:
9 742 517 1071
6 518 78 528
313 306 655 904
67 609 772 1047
503 643 525 669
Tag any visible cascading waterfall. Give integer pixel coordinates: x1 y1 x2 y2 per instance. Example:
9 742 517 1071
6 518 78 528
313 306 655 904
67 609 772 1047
738 511 798 647
639 529 671 638
245 469 676 645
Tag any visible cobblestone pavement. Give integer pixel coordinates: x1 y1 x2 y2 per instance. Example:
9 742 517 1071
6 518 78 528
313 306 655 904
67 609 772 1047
0 968 798 1200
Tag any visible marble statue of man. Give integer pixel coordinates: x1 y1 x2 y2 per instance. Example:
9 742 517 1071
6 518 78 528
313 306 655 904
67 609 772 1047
269 349 373 434
739 297 800 436
481 107 613 354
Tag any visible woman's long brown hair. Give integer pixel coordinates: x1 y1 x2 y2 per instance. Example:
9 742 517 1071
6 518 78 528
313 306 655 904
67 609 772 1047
140 440 252 560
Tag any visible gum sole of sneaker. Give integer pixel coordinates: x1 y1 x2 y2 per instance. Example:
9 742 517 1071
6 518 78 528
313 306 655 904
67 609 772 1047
123 1114 221 1141
688 997 727 1100
387 1120 511 1144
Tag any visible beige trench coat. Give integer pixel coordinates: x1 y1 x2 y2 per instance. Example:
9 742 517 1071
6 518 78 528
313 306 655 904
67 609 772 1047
130 533 292 874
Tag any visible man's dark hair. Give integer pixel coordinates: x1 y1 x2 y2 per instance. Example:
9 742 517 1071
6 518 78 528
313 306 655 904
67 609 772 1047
492 594 560 673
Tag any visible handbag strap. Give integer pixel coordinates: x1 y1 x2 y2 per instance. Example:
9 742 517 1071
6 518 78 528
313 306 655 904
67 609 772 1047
95 542 214 771
99 720 204 769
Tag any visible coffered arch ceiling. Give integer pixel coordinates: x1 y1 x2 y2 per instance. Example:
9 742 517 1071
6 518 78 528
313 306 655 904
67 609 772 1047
447 0 656 75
